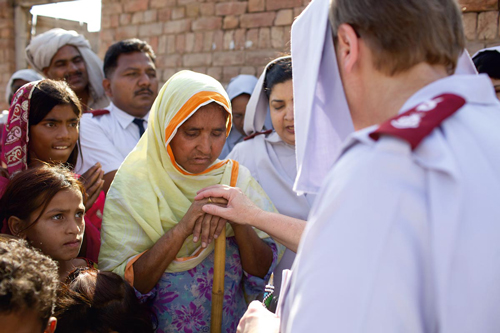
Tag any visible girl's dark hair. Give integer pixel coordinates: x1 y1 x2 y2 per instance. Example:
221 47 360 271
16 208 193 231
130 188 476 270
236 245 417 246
0 164 86 234
473 50 500 80
29 79 82 169
264 57 292 99
54 269 157 333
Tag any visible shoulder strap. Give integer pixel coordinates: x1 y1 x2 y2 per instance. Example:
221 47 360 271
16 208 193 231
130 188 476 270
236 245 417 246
244 129 273 141
90 109 110 117
369 93 466 150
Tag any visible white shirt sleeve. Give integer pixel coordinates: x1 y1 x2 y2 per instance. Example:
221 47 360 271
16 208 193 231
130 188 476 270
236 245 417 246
77 114 125 174
283 139 434 333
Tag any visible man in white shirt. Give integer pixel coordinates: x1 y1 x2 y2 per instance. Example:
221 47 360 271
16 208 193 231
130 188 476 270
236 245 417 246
195 0 500 332
77 39 158 192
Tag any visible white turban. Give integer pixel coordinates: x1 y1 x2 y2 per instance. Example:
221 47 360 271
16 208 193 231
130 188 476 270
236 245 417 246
25 28 109 109
5 69 43 104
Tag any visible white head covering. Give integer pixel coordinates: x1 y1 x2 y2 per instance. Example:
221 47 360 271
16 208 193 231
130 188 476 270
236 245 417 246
226 74 258 101
290 0 354 195
243 56 291 135
4 69 43 104
25 28 108 109
455 50 478 75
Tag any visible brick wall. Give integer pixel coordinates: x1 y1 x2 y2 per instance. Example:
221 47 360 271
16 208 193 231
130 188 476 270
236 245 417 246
460 0 500 55
100 0 310 86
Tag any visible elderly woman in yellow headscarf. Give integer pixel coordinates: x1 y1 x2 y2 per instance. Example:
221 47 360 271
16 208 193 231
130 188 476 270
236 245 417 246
98 71 283 333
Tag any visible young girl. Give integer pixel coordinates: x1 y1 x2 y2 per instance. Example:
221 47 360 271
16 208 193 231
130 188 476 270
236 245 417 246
0 165 92 281
0 79 104 261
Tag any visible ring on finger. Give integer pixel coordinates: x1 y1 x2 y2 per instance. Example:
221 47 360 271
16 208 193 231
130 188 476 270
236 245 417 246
208 197 212 203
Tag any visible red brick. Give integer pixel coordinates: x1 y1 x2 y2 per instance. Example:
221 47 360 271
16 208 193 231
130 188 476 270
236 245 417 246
271 26 284 48
234 29 246 50
195 32 205 52
149 36 159 52
246 28 259 49
186 3 200 17
144 10 158 23
139 23 164 37
213 51 245 66
120 13 132 25
223 16 239 29
166 35 176 54
192 67 207 74
200 3 215 16
124 0 148 13
116 25 139 40
222 66 240 82
192 17 222 31
183 53 213 66
204 31 214 52
294 6 305 19
248 0 265 12
213 31 224 50
164 19 191 34
150 0 176 9
458 0 498 12
477 11 498 40
259 27 271 48
179 0 198 4
101 15 111 29
172 7 186 20
163 68 177 81
100 29 114 43
245 50 280 66
302 0 311 5
110 14 119 28
240 12 276 28
162 54 182 67
463 12 478 40
224 30 235 50
240 66 256 75
266 0 302 10
185 33 195 52
176 34 186 53
158 8 172 21
102 3 123 15
158 35 168 54
131 12 143 24
207 67 222 81
275 9 293 26
215 2 248 16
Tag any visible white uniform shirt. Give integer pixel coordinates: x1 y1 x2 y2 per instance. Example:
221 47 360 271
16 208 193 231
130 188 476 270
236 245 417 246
76 103 149 174
228 131 315 295
281 74 500 332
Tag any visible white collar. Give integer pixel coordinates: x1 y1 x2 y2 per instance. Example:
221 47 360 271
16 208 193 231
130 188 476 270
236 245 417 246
109 102 149 130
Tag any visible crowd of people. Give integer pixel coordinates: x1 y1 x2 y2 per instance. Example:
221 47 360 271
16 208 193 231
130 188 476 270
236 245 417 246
1 0 500 332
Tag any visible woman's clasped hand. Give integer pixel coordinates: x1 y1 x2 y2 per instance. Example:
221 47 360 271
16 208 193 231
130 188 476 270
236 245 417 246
177 196 228 248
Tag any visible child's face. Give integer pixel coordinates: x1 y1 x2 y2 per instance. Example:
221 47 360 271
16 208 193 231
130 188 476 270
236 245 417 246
23 188 85 262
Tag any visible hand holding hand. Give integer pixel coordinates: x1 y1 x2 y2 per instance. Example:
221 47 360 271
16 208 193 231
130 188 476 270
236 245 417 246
176 197 228 247
80 163 104 210
195 185 262 227
237 301 280 333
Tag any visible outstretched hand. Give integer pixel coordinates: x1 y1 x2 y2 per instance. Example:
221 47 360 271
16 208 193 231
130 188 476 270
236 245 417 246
237 301 280 333
195 185 263 227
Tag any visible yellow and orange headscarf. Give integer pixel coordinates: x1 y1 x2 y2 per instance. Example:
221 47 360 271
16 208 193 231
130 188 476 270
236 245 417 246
98 71 277 278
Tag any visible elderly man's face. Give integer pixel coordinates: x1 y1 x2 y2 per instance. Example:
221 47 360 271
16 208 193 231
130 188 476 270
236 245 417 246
43 45 89 95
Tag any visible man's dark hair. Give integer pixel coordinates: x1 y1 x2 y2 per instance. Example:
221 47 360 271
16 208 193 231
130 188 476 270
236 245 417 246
103 39 156 79
473 50 500 80
0 239 59 330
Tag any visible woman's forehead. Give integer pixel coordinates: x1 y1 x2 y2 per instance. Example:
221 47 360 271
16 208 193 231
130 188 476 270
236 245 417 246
181 104 227 128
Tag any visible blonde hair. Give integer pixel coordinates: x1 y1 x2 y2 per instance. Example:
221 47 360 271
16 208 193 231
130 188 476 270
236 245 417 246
329 0 465 75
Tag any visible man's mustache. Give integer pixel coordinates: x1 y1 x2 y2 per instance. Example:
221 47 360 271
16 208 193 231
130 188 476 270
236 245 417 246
135 88 154 96
64 71 83 81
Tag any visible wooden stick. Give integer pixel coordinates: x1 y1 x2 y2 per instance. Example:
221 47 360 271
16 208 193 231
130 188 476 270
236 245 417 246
211 227 226 333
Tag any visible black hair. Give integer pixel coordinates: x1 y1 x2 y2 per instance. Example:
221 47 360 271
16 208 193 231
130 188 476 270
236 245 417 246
473 50 500 79
103 38 156 78
0 239 59 330
264 57 292 99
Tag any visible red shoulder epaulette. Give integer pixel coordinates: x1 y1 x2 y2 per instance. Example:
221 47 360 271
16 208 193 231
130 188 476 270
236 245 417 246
244 129 273 141
89 109 110 117
369 93 466 150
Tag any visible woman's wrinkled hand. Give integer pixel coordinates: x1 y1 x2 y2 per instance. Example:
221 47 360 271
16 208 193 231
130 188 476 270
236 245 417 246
176 197 228 247
80 163 104 210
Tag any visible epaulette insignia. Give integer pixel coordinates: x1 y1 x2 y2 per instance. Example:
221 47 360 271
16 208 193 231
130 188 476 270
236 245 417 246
90 109 110 117
369 93 466 150
244 129 273 141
